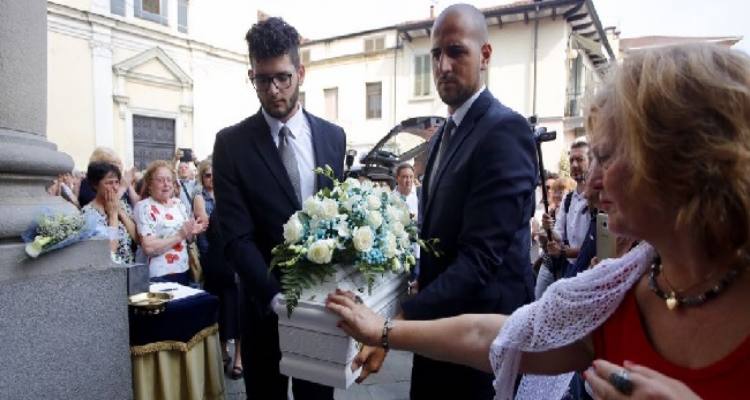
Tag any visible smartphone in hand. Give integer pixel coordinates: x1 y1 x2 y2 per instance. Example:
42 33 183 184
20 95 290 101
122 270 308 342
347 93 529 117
179 148 193 163
596 213 616 261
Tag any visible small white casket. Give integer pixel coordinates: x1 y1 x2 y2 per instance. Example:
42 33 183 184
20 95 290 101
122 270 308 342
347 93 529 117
273 264 407 389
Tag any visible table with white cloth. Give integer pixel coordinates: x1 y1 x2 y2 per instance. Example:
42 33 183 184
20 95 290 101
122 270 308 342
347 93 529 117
129 283 226 400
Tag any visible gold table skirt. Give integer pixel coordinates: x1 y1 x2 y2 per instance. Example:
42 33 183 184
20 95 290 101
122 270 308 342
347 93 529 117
131 323 226 400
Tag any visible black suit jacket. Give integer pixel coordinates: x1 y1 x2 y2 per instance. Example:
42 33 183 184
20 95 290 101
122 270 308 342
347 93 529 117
402 88 537 320
401 89 537 399
212 109 346 309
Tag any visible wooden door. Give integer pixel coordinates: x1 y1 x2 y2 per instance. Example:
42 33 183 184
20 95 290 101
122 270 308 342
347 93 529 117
133 115 175 171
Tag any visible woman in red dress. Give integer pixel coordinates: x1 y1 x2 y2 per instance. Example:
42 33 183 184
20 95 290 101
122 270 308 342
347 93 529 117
326 43 750 399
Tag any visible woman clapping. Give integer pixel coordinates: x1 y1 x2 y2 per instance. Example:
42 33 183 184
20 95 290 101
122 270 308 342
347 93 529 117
81 162 138 264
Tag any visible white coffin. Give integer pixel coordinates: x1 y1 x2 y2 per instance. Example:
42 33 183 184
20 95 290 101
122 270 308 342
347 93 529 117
273 265 407 389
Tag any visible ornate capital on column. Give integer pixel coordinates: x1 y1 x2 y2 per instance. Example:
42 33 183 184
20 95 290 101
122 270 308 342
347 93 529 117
89 40 113 58
114 95 130 119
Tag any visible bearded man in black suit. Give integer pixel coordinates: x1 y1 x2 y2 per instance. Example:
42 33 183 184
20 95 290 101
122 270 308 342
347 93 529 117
212 17 345 400
351 5 537 400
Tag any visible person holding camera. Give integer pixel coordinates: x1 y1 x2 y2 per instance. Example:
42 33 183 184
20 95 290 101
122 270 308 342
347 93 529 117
172 148 198 212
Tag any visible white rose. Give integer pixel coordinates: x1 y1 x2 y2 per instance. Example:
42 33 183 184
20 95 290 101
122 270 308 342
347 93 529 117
385 205 401 223
352 226 375 252
282 213 304 244
399 204 412 225
388 193 403 205
303 197 322 218
307 239 334 264
372 187 386 197
366 211 383 229
336 219 350 238
320 198 339 220
399 232 411 249
361 180 375 191
343 178 361 190
382 232 398 258
365 194 381 210
388 220 405 237
343 195 362 213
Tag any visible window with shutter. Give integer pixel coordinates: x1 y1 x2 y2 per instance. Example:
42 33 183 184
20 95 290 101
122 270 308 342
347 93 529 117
364 36 386 52
366 82 382 119
413 54 431 97
324 88 338 121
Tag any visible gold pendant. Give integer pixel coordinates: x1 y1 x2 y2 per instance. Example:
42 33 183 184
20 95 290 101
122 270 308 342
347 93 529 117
666 293 678 311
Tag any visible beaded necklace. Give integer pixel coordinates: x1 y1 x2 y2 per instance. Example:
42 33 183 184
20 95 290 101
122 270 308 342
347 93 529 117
648 258 741 311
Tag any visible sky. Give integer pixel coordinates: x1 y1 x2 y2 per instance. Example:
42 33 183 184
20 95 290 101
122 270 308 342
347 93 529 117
255 0 750 54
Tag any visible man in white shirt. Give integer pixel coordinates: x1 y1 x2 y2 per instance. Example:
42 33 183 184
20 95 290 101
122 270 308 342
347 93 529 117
539 140 591 295
393 163 420 286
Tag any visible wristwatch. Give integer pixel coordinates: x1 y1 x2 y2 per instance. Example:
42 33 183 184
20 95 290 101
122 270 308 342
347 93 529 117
381 318 394 352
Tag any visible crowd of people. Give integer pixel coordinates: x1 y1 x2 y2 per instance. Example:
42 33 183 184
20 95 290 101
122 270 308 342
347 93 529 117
48 146 245 380
44 3 750 399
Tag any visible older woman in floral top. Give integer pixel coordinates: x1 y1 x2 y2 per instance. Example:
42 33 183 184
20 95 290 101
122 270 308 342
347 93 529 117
135 160 206 285
81 162 138 264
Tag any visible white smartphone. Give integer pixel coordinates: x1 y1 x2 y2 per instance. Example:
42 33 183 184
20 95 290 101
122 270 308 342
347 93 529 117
596 213 616 261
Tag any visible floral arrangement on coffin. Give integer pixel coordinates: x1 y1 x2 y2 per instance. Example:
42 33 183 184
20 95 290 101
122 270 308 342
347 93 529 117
22 207 99 259
271 166 439 317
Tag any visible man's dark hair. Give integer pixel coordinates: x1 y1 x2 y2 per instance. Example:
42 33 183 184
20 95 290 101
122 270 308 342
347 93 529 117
395 163 415 177
570 140 590 152
86 162 121 191
544 170 559 181
245 17 301 66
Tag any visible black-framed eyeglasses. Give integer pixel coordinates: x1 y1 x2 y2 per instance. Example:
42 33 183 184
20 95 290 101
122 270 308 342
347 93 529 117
203 173 213 178
251 72 294 92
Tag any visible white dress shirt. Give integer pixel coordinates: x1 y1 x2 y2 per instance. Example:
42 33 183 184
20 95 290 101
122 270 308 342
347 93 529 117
394 187 420 258
553 187 590 263
448 85 487 129
262 105 316 202
263 104 316 313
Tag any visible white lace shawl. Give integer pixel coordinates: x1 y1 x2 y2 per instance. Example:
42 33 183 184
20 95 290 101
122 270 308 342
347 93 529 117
490 241 657 400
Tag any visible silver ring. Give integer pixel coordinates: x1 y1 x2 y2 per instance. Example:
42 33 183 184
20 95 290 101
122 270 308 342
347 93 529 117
608 369 633 395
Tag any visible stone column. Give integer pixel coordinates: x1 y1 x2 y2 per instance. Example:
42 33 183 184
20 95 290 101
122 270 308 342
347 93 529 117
0 1 133 398
0 0 75 245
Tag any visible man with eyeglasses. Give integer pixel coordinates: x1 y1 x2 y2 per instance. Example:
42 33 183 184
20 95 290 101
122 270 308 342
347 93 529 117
212 17 346 400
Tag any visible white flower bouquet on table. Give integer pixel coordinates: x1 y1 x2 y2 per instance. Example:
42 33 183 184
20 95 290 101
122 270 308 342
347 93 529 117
22 207 99 258
271 166 440 317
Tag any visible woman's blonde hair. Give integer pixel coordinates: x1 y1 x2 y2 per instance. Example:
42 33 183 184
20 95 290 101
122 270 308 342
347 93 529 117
89 147 119 164
197 159 213 184
141 160 176 198
551 177 577 193
586 43 750 265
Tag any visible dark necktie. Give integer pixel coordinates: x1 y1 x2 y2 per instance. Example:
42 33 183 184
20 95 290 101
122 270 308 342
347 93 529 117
429 117 456 195
278 125 302 204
